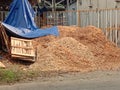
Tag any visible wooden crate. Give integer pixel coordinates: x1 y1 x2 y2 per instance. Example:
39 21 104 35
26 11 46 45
11 37 36 62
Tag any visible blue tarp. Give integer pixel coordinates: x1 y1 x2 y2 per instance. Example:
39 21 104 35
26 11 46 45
2 0 59 39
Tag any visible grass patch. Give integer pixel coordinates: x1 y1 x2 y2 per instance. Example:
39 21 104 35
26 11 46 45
0 68 40 84
0 68 62 84
0 69 17 83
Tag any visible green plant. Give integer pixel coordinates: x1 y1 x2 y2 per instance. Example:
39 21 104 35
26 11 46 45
0 69 17 83
0 68 40 84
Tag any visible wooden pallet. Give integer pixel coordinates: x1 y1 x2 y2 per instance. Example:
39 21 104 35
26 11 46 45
11 37 36 62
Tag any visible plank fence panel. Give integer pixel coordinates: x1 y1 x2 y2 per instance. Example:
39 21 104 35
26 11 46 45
1 8 120 46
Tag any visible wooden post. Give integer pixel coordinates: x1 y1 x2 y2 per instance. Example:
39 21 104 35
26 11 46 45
0 23 10 53
115 9 118 45
77 0 78 26
67 0 69 10
77 11 81 27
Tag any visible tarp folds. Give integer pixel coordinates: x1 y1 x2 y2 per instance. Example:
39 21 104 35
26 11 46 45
2 0 59 39
2 23 59 38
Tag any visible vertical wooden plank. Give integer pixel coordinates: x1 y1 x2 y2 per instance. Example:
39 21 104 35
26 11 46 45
110 10 112 42
115 9 118 46
77 11 80 27
97 9 100 28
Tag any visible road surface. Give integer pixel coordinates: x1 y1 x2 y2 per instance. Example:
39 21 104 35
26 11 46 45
0 71 120 90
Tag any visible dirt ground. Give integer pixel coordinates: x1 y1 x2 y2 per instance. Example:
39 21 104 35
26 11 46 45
1 25 120 73
1 69 120 90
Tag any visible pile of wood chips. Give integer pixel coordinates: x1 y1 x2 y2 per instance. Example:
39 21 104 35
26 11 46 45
30 26 120 72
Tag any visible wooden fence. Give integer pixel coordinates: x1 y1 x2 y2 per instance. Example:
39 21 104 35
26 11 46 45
40 8 120 46
1 8 120 46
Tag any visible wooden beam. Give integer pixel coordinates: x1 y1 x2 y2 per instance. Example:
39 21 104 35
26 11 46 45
44 0 51 6
56 0 65 5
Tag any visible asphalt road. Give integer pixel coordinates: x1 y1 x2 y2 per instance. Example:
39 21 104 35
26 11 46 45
0 71 120 90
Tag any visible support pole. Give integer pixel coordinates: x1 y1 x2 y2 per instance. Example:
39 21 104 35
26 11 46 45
67 0 69 10
77 0 80 26
52 0 56 12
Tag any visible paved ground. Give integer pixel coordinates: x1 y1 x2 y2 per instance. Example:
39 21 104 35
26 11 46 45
0 71 120 90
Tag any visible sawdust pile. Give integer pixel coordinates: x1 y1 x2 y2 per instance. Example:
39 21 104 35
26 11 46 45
30 26 120 72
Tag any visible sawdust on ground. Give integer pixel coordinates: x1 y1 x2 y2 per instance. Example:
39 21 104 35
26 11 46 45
29 26 120 72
